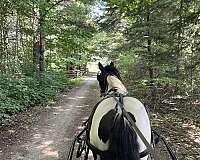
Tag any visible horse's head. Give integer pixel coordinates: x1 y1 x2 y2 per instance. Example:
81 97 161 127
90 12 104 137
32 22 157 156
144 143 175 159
97 62 121 96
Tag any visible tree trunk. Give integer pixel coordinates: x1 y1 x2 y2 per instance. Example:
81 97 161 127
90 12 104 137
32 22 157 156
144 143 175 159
175 0 184 90
146 10 156 106
39 29 45 73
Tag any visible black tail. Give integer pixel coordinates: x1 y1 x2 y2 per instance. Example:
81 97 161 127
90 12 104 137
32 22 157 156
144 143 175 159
109 113 140 160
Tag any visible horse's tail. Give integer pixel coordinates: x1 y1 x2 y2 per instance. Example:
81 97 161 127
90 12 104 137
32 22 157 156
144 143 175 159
109 112 140 160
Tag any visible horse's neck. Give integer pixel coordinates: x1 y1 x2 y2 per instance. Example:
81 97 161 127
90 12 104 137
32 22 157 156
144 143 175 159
107 75 128 95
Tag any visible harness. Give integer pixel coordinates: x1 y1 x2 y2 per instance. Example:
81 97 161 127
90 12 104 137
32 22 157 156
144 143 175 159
86 91 151 159
67 90 178 160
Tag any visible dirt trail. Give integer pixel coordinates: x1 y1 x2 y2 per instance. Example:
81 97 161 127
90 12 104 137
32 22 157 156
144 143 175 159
0 77 100 160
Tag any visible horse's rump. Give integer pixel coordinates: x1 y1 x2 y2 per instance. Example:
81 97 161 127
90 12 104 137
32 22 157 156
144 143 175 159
87 96 151 159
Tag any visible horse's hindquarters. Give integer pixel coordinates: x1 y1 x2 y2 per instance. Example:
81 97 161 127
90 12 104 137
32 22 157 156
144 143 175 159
88 97 151 160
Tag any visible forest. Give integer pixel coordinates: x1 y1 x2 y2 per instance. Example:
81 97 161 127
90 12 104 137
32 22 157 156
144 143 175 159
0 0 200 159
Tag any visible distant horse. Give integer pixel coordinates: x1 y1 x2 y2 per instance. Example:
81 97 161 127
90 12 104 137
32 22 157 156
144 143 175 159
86 62 152 160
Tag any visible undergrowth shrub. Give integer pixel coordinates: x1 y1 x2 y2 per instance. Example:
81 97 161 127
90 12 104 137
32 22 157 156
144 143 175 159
0 72 81 123
117 53 196 105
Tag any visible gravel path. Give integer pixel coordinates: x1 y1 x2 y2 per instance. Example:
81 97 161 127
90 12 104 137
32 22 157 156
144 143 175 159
0 77 99 160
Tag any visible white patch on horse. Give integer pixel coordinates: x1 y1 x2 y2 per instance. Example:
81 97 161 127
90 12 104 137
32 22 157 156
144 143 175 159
107 75 128 95
89 98 116 151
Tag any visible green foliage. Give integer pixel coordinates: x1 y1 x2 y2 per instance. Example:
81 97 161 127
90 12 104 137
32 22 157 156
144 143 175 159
0 72 80 123
0 0 95 124
117 52 137 80
96 0 200 103
44 2 98 71
0 0 98 75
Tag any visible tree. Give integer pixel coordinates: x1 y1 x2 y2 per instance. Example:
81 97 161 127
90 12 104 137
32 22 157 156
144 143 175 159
94 0 200 101
0 0 97 75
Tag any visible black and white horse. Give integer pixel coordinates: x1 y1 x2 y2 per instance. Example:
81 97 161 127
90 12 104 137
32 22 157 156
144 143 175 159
87 62 151 160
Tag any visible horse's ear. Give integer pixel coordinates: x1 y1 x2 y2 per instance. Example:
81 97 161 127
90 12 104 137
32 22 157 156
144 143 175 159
110 61 114 67
98 62 104 71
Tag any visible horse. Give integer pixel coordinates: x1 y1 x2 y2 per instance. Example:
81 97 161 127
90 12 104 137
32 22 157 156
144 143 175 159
86 62 152 160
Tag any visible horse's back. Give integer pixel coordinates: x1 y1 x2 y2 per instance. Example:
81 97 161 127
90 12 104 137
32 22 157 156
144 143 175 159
89 96 151 158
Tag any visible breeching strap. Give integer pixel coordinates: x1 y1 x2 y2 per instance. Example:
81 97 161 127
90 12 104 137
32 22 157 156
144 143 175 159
112 95 158 160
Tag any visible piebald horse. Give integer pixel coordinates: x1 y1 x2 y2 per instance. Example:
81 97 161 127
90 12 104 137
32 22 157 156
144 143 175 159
87 62 151 160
